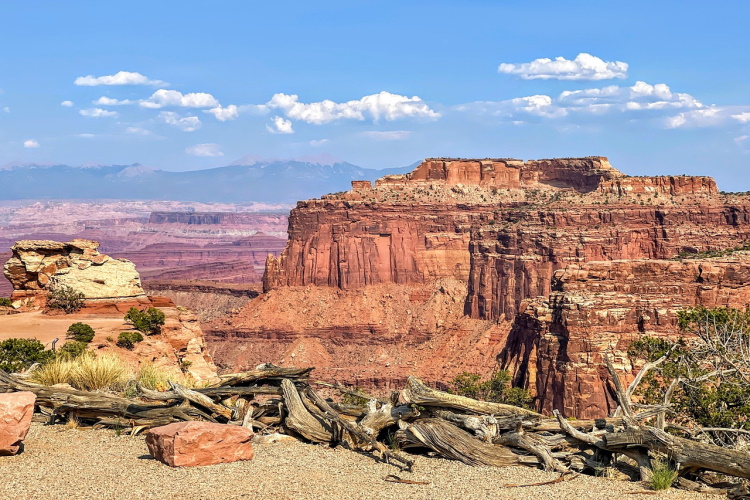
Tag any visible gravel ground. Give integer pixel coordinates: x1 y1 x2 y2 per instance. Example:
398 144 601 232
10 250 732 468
0 423 713 500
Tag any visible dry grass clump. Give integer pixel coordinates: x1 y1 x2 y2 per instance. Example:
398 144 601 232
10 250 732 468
72 354 131 391
135 363 172 391
29 358 77 386
31 354 131 392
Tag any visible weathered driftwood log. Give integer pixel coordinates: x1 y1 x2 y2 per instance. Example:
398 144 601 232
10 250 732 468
212 364 313 387
431 409 500 442
605 427 750 479
494 423 568 472
402 376 541 418
395 418 538 467
168 381 233 421
137 384 281 400
359 399 419 437
0 369 214 426
304 386 415 470
280 379 332 442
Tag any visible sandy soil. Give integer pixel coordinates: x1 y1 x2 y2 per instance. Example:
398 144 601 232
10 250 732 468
0 310 129 346
0 423 714 500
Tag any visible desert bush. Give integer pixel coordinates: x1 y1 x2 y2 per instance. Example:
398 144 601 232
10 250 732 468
47 285 85 313
116 331 143 350
0 338 54 372
0 297 12 307
70 353 131 391
29 357 76 386
56 340 90 360
450 370 532 408
649 459 678 490
66 322 95 343
124 307 165 335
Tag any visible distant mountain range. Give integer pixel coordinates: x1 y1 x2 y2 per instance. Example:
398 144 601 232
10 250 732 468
0 157 415 203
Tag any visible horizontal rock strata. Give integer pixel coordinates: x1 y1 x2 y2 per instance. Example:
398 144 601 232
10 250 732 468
212 157 750 417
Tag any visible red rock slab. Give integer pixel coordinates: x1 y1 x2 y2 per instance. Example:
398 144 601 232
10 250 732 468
0 391 36 455
145 421 254 467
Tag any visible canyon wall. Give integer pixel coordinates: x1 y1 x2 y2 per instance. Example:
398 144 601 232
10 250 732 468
215 157 750 416
501 256 750 418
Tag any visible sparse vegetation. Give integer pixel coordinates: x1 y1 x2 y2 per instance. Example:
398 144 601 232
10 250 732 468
0 338 54 372
66 322 95 343
449 370 532 409
69 353 131 392
649 459 678 490
124 307 165 335
0 297 12 307
675 242 750 260
29 357 76 386
116 331 144 350
135 363 171 391
47 285 85 313
628 306 750 446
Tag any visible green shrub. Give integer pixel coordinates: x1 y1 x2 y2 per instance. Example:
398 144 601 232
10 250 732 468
0 338 54 372
47 285 85 313
116 331 144 350
66 322 95 343
450 370 532 409
649 459 677 490
57 341 90 360
124 307 166 335
0 297 12 307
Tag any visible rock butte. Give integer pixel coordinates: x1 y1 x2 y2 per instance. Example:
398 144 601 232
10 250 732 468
208 156 750 418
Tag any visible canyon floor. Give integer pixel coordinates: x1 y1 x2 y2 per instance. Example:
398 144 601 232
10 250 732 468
1 423 711 500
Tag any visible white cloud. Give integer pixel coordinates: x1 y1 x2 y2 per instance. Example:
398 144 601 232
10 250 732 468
23 139 40 148
2 106 9 113
665 107 725 128
159 111 201 131
141 89 219 109
498 53 628 80
124 126 153 136
94 96 135 106
359 130 412 140
734 135 749 145
186 143 224 157
79 108 118 118
76 133 97 138
460 81 705 124
733 112 750 124
74 71 166 86
309 139 329 147
205 104 239 121
266 116 294 134
60 100 74 107
266 91 440 125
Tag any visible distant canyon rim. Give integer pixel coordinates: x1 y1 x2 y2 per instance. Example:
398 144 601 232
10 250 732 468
3 156 750 419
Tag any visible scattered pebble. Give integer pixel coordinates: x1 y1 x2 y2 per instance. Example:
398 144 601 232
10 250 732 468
0 423 714 500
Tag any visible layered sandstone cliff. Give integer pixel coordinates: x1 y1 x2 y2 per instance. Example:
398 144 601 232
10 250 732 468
501 256 750 418
214 157 750 416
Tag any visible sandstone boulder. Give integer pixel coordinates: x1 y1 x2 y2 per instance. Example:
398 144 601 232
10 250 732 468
145 421 254 467
3 239 145 307
0 391 36 455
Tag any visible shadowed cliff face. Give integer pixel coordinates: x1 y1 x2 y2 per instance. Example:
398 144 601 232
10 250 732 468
213 157 750 417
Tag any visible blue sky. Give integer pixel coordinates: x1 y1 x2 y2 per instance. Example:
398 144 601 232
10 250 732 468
1 1 749 188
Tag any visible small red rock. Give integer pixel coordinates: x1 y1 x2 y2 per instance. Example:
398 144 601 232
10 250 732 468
145 421 255 467
0 391 36 455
